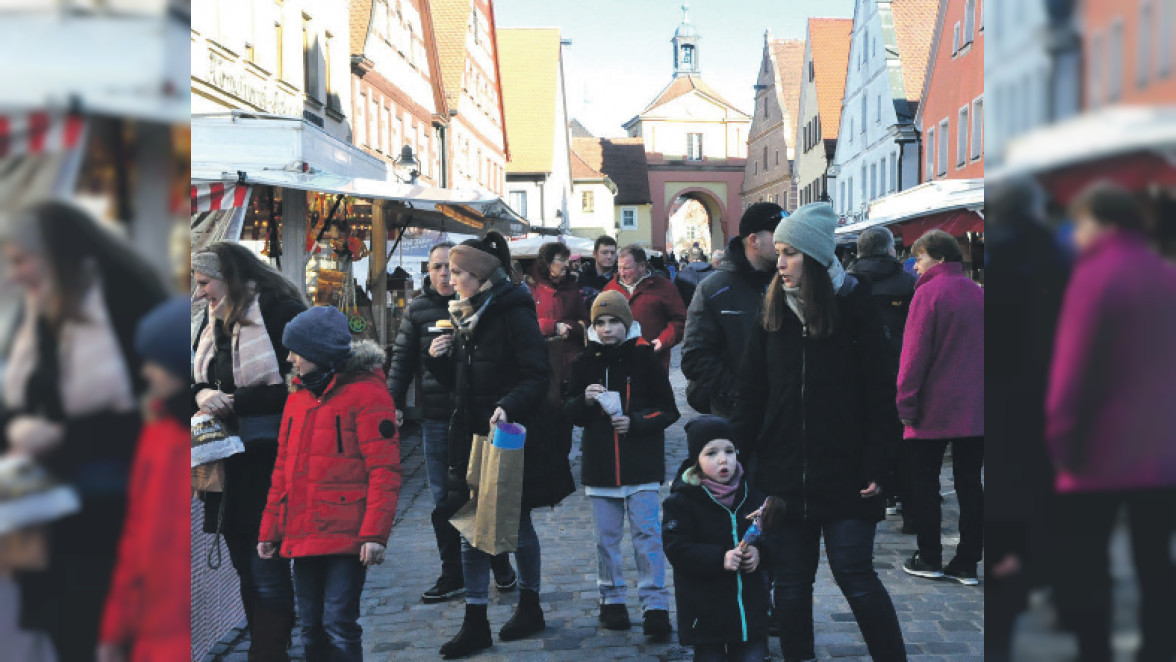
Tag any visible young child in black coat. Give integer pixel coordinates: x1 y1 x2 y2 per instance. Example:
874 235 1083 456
565 290 680 638
662 416 771 662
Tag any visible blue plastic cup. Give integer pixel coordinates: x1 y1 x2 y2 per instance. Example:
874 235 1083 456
492 422 526 449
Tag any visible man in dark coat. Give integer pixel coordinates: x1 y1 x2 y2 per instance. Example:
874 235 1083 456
579 235 618 293
848 227 916 526
673 247 715 306
680 202 783 416
388 242 515 603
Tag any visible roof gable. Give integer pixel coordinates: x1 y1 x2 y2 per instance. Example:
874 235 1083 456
499 28 560 173
808 18 852 139
639 75 748 117
572 137 651 205
890 0 939 117
350 0 374 57
770 39 806 136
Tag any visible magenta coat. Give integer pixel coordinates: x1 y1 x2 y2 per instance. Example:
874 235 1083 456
1045 232 1176 493
897 261 984 440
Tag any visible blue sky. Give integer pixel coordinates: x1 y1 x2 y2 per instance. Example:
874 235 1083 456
494 0 857 137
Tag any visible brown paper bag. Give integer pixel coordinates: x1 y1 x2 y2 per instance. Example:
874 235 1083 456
0 526 49 571
450 432 525 555
192 460 226 496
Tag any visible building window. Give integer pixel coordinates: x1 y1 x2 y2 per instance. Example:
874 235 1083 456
754 160 759 175
1109 19 1124 101
1139 1 1152 88
870 163 877 200
356 91 366 146
926 127 935 180
368 97 378 150
861 94 867 132
1089 32 1104 108
876 95 881 124
957 105 969 167
879 161 886 195
1161 0 1173 78
509 191 527 218
971 97 983 160
952 22 960 56
687 133 703 161
938 119 949 176
860 164 867 203
964 0 976 44
808 60 814 81
582 190 595 213
621 206 638 230
275 14 284 80
890 152 898 191
775 150 780 165
303 16 317 99
764 146 769 170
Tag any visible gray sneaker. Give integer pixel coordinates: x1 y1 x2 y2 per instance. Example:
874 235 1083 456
902 552 944 579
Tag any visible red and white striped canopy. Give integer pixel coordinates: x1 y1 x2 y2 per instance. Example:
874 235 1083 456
0 112 85 157
191 182 250 214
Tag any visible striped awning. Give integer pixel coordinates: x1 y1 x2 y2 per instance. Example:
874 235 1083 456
191 182 251 214
0 112 85 157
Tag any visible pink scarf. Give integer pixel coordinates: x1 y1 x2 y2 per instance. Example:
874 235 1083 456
193 293 283 389
701 462 744 509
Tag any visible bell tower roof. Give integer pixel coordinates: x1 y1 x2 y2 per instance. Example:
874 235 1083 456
671 2 700 78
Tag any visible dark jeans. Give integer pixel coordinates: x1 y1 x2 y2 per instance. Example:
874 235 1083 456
768 518 906 662
223 522 295 616
422 418 464 581
693 637 769 662
1052 489 1176 662
293 555 368 662
911 437 984 567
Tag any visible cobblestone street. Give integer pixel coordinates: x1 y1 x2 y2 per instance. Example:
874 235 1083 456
209 348 984 661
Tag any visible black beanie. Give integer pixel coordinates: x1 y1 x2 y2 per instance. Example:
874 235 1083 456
685 415 736 461
282 305 353 369
739 202 785 237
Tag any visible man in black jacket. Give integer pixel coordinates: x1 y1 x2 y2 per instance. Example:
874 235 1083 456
388 242 515 603
673 247 715 306
849 227 917 527
579 235 618 293
680 202 783 417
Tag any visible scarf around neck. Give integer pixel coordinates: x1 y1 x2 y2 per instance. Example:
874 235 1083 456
701 462 745 509
448 281 495 337
298 366 336 397
193 288 283 390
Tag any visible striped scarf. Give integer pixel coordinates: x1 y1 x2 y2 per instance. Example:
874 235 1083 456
193 291 283 390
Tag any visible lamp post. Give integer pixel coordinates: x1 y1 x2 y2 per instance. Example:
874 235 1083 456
393 144 420 184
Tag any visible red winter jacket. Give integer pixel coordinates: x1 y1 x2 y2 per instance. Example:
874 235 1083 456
259 340 401 557
99 399 190 662
529 266 589 399
604 272 687 371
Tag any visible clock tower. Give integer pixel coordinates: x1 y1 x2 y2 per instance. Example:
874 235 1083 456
672 2 700 78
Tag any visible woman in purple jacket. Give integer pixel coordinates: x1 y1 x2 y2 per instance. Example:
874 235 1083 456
1045 183 1176 662
896 230 984 586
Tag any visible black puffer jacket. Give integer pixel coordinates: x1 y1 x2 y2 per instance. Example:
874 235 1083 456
674 261 715 306
680 237 775 416
564 327 680 487
387 277 456 421
425 280 572 508
662 459 772 647
192 289 307 535
729 278 894 523
849 254 916 368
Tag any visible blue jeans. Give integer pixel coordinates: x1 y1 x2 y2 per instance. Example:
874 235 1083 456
693 638 769 662
223 523 294 613
768 519 906 662
589 492 670 611
293 555 367 662
462 508 540 604
421 418 450 507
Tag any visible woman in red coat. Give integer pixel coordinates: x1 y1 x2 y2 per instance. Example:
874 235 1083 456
528 242 589 398
258 306 401 662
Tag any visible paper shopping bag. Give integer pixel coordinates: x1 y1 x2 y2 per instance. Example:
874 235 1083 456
450 429 525 555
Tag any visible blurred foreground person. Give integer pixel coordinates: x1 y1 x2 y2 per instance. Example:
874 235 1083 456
0 201 166 661
97 298 191 662
1045 183 1176 662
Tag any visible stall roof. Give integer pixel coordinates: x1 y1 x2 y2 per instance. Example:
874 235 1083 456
194 169 529 237
988 106 1176 181
836 178 984 237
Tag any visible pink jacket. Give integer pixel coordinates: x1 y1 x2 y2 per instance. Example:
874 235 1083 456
897 262 984 440
1045 232 1176 493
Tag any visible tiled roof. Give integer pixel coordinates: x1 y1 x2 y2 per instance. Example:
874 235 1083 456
499 28 561 173
808 18 852 140
641 75 746 116
573 137 651 205
569 118 594 138
570 138 606 179
770 39 806 131
430 0 473 109
350 0 373 56
890 0 939 117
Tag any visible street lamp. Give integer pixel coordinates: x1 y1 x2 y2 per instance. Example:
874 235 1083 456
393 144 420 184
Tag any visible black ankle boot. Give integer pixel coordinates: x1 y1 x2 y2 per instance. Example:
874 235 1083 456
440 603 492 659
248 606 293 662
498 589 545 641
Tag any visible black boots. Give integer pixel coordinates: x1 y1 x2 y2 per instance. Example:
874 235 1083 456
499 589 545 641
440 603 493 659
248 606 294 662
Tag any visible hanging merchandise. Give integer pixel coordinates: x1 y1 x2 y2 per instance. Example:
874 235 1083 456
303 191 372 335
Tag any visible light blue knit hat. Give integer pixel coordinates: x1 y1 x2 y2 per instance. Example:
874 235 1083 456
772 202 838 267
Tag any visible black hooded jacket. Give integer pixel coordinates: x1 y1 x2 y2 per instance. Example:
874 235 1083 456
680 236 775 416
848 254 916 366
662 459 772 647
387 277 457 421
729 278 895 523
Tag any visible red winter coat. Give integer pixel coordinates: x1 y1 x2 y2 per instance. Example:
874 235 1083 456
529 266 589 400
99 399 190 662
604 272 687 372
259 340 401 557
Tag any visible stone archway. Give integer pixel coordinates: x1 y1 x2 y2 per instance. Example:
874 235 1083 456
665 188 726 261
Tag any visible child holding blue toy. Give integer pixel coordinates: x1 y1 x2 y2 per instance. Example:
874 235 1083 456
662 416 771 662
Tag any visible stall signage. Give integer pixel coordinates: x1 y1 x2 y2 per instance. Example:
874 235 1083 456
206 52 300 117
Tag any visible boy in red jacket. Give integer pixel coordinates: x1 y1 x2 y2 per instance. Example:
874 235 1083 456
258 306 401 662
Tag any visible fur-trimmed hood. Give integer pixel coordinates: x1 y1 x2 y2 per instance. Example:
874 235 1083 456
287 339 386 392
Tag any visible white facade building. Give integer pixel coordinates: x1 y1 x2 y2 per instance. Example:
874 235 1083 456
983 0 1050 166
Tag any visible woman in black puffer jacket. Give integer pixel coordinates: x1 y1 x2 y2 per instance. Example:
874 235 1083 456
730 203 906 662
424 232 571 659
